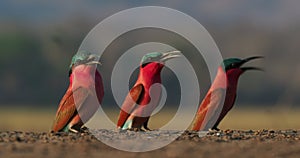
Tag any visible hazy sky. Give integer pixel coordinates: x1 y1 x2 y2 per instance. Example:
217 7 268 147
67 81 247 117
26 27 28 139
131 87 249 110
1 1 299 29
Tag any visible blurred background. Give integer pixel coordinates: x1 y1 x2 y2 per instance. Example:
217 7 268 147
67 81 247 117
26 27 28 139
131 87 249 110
0 0 299 131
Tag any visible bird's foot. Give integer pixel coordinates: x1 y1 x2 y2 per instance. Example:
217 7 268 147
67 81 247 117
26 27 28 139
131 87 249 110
128 127 145 132
68 125 88 133
209 127 220 132
117 128 128 133
143 126 155 131
80 126 89 133
69 127 80 133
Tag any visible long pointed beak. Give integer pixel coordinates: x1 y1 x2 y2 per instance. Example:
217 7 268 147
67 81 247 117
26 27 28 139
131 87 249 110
160 50 181 62
241 67 264 72
86 61 102 65
241 56 264 65
86 54 101 65
240 56 264 72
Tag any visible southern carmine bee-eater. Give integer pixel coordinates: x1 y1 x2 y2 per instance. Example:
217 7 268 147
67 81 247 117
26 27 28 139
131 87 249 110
51 51 104 133
117 51 181 131
191 56 263 131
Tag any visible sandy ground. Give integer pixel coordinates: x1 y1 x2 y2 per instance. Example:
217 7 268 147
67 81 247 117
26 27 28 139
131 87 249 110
0 129 299 158
1 107 299 157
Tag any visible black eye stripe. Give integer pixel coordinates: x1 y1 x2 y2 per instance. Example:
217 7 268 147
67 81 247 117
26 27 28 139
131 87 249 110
141 62 150 68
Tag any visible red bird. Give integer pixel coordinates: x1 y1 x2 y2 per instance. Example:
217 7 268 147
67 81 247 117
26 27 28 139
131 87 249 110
117 51 181 131
51 51 104 133
191 56 263 131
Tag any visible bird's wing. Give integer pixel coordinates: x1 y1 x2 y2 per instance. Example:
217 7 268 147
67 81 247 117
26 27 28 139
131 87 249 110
191 88 226 131
117 84 144 128
51 86 89 132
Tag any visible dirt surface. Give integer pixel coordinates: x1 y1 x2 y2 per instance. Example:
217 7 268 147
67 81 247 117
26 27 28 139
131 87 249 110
0 129 299 158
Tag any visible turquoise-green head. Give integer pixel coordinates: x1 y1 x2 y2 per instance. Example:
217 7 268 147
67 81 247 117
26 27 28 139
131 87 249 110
69 50 101 76
222 56 264 72
141 50 181 67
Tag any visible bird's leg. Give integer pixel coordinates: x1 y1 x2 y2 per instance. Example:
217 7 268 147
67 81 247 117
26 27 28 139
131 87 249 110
143 124 152 131
209 126 220 132
69 124 82 133
69 127 79 133
143 127 152 131
143 119 152 131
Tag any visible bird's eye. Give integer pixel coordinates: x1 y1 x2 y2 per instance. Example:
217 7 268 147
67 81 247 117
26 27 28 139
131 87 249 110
75 59 84 65
231 63 236 68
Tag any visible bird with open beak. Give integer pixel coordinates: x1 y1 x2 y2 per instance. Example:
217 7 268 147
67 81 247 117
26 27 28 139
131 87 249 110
191 56 263 131
117 50 181 131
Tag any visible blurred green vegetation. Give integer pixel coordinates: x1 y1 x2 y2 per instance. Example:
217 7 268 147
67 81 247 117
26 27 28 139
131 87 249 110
0 30 61 104
0 20 91 104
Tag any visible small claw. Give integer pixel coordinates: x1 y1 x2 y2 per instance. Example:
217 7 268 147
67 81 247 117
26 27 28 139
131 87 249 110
143 126 152 131
80 126 89 133
68 124 83 133
209 127 220 132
